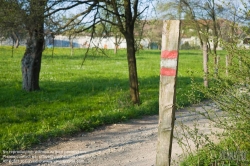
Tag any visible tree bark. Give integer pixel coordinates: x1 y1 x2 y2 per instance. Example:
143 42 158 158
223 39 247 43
203 42 209 87
114 44 118 54
116 0 140 105
21 0 45 91
125 33 140 105
11 32 19 48
21 30 44 91
114 34 121 54
69 35 74 56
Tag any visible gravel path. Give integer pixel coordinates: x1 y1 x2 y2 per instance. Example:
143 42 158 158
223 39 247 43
2 102 222 166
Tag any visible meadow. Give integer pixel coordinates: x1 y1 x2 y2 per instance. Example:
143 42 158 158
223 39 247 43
0 46 207 158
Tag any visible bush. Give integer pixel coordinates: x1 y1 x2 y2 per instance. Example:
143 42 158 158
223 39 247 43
178 46 250 165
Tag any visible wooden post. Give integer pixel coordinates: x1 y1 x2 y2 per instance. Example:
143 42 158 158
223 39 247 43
203 42 209 87
156 20 181 166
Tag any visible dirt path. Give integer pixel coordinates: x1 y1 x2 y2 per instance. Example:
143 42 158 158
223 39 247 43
2 102 222 166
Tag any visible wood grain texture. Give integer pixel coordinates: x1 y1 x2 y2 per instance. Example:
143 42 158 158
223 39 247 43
156 20 181 166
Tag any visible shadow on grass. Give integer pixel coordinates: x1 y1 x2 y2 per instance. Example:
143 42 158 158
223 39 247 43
0 75 203 109
138 50 161 55
179 50 202 56
0 75 204 157
43 48 129 60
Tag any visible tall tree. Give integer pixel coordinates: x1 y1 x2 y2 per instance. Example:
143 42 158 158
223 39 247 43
59 0 151 104
0 0 98 91
220 0 250 66
21 0 46 91
97 0 151 104
0 0 45 90
68 0 152 104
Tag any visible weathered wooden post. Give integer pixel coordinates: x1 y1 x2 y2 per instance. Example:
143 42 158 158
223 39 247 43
156 20 181 166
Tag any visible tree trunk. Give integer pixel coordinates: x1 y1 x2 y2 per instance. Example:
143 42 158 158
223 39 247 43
114 44 118 54
125 33 140 105
211 1 219 77
11 32 19 57
11 32 19 48
21 0 45 91
69 35 74 56
203 42 209 87
21 28 44 91
114 34 122 54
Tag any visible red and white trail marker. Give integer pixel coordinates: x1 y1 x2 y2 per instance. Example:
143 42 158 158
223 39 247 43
160 50 178 76
156 20 181 166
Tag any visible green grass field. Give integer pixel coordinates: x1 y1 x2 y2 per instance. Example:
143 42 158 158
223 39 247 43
0 46 206 157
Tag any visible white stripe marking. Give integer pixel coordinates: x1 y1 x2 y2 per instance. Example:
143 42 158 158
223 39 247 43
160 59 177 69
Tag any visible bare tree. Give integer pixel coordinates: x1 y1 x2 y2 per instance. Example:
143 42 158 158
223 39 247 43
219 1 250 68
67 0 152 104
45 0 152 104
95 0 151 104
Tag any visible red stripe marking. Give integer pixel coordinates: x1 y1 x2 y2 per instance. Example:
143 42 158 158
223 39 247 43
160 68 176 76
161 50 178 59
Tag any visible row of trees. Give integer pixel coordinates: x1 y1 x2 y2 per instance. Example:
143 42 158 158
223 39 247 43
158 0 249 52
0 0 156 105
0 0 249 104
157 0 249 87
